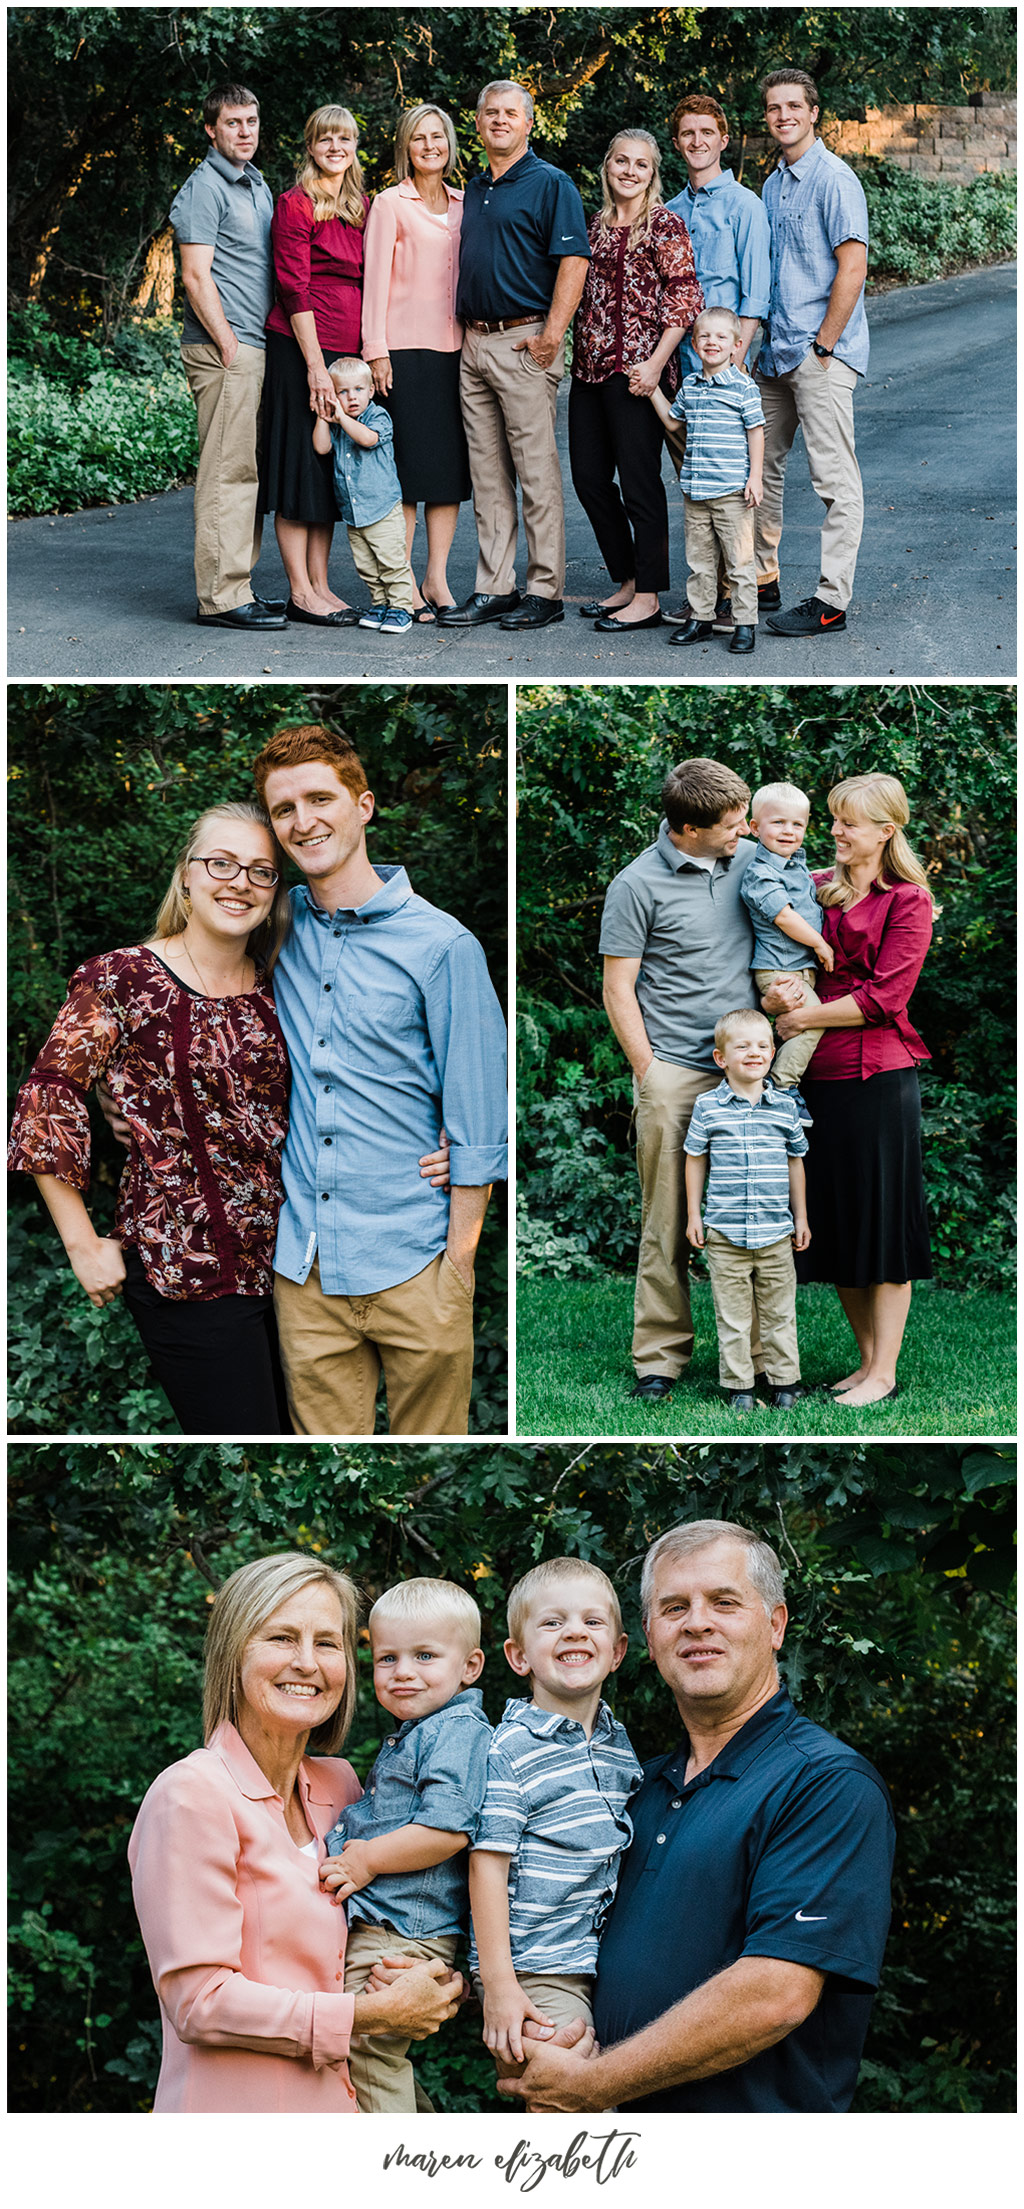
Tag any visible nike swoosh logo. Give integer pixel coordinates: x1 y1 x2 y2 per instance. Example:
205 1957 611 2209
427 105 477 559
820 613 844 625
795 1910 827 1921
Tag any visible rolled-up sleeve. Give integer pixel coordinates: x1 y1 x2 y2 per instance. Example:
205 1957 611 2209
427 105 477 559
272 190 315 317
422 933 508 1185
655 212 704 334
360 191 398 360
852 888 932 1026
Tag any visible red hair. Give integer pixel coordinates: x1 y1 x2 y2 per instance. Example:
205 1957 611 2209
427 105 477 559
251 724 369 804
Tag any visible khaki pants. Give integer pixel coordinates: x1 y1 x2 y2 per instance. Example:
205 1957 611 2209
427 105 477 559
460 323 566 598
755 352 863 611
180 339 264 614
632 1057 764 1379
754 964 824 1087
273 1252 475 1436
347 501 414 609
705 1227 800 1390
683 490 758 623
473 1970 594 2085
344 1921 459 2114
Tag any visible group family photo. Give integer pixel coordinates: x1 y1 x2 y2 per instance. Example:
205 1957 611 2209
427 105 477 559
7 682 509 1440
8 1438 1015 2116
8 6 1016 678
516 681 1015 1439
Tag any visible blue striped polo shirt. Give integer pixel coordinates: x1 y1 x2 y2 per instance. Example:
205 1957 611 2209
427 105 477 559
685 1077 809 1247
669 363 766 500
470 1697 642 1976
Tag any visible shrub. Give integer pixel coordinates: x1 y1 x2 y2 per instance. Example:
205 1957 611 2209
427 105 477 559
859 165 1017 286
8 364 198 515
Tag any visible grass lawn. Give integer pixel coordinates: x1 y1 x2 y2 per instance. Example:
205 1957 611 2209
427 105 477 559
515 1274 1016 1438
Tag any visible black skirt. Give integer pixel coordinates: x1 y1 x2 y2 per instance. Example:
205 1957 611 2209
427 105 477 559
380 348 471 505
257 328 340 526
796 1068 933 1287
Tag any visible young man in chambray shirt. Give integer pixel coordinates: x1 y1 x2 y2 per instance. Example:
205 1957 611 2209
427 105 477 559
169 84 285 631
754 67 870 637
253 724 507 1438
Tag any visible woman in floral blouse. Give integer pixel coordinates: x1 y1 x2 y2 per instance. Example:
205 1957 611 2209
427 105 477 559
8 802 295 1435
569 130 703 632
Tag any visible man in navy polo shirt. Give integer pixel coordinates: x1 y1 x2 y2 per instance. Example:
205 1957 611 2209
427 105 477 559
438 80 590 633
500 1519 895 2113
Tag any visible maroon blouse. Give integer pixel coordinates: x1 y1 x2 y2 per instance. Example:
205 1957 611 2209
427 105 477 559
572 205 703 392
7 948 290 1300
807 876 933 1080
265 185 366 353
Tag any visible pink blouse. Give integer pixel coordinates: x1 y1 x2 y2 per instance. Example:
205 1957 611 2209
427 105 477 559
573 204 703 391
128 1723 363 2113
361 179 465 359
808 875 933 1080
266 185 367 353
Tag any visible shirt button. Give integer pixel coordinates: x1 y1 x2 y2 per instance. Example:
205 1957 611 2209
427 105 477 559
323 1083 331 1093
324 982 332 992
671 1799 682 1810
323 1136 333 1146
321 1192 330 1202
387 1737 396 1747
655 1833 666 1845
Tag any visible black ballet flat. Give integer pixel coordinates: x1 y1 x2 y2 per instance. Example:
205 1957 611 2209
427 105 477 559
593 610 663 632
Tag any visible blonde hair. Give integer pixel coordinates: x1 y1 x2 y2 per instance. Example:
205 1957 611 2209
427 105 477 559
394 103 459 182
203 1552 360 1754
692 304 742 342
599 129 664 242
298 106 366 227
750 781 810 819
328 355 372 387
507 1557 622 1646
714 1008 773 1054
152 801 292 973
817 773 936 913
369 1577 482 1655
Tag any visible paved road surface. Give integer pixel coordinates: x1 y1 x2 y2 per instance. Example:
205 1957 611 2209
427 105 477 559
8 263 1015 682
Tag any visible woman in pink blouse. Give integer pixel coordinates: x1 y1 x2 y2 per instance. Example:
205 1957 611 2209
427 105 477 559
569 130 703 632
129 1552 461 2112
362 104 471 619
259 106 368 625
774 774 936 1406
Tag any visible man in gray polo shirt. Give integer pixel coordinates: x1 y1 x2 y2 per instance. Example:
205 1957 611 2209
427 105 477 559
170 83 285 630
600 757 800 1399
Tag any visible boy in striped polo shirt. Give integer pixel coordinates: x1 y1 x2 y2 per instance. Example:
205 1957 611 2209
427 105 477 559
469 1558 642 2070
649 305 766 656
684 1008 809 1415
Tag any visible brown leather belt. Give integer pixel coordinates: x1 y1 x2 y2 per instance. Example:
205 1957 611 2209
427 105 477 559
465 314 541 334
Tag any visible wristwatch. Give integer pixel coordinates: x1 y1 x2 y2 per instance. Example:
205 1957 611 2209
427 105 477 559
813 339 834 358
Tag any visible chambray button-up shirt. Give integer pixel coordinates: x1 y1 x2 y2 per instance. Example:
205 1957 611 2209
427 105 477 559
685 1077 809 1247
328 399 403 528
326 1688 492 1939
740 843 823 970
759 136 869 378
273 868 508 1296
666 170 771 375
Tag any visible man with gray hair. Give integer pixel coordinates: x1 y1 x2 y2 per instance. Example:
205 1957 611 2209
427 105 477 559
501 1517 895 2113
439 81 590 632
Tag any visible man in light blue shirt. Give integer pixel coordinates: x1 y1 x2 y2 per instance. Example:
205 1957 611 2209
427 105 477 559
754 68 870 636
254 724 508 1437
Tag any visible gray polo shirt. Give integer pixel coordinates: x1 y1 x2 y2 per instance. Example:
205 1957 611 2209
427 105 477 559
169 145 274 348
599 821 757 1069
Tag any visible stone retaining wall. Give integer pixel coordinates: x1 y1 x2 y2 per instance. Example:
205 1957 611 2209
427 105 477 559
744 92 1016 182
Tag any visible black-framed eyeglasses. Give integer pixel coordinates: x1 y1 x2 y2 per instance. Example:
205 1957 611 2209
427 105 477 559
188 855 280 888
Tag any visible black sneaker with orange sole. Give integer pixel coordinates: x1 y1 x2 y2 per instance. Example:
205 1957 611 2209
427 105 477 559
766 594 847 636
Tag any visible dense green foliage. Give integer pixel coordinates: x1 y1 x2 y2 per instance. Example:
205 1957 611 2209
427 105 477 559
7 1440 1015 2112
8 308 198 515
859 165 1017 287
7 683 508 1434
517 684 1015 1293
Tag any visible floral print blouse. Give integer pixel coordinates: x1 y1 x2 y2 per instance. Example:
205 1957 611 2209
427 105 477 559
8 947 290 1301
572 204 704 392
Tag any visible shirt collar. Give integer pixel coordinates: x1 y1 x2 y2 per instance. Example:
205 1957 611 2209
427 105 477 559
712 1075 777 1110
663 1684 793 1789
298 863 414 925
205 145 262 187
656 818 731 875
390 1684 486 1742
777 135 826 179
482 147 538 186
397 176 464 203
207 1719 336 1807
684 168 734 198
501 1694 616 1741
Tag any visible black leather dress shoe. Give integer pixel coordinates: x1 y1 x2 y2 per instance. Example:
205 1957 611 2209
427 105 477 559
196 601 288 629
725 1388 756 1413
593 609 663 632
253 596 289 615
669 618 715 647
729 624 755 653
285 599 362 626
629 1375 674 1401
436 592 521 627
500 595 564 629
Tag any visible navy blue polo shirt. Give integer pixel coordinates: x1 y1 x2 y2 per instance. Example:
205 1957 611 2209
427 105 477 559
456 148 590 321
593 1687 894 2112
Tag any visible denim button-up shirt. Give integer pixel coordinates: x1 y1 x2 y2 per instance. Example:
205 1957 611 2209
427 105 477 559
329 399 402 527
326 1688 492 1938
273 868 507 1296
740 843 822 969
666 171 771 375
759 137 869 378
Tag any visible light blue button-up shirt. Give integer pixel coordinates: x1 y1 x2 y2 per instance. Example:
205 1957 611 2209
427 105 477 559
329 399 402 528
666 170 771 374
272 868 508 1295
758 136 869 378
326 1687 492 1939
740 843 823 969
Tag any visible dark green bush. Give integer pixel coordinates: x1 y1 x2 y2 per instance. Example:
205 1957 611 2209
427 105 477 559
8 362 198 516
859 165 1017 287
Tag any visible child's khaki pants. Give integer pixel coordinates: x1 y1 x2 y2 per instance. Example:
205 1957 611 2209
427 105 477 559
474 1969 594 2085
704 1226 800 1390
754 964 824 1087
683 490 757 623
346 500 414 609
344 1919 460 2113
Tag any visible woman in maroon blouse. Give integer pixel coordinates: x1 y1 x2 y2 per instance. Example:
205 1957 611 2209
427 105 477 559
259 106 368 625
773 774 935 1407
569 130 703 632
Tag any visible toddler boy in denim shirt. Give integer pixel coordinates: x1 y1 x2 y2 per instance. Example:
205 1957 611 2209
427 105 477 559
741 781 833 1091
321 1576 490 2111
312 356 415 633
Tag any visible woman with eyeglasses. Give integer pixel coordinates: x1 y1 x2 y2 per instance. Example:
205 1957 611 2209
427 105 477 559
8 801 296 1434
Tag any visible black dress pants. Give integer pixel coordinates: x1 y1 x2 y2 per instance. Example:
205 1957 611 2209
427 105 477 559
568 372 671 593
122 1247 292 1435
